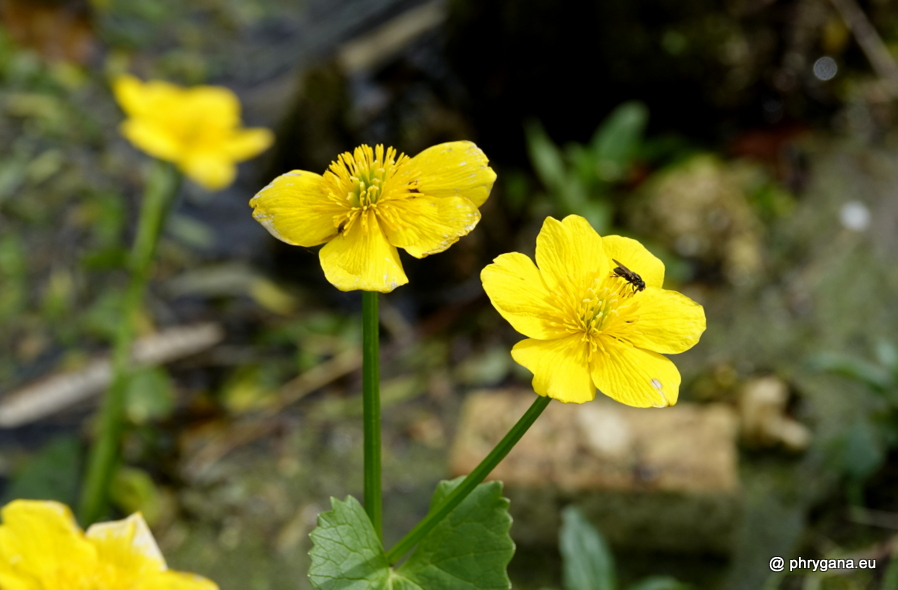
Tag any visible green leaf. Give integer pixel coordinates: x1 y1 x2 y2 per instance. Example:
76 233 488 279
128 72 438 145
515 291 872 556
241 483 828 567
843 421 885 483
110 466 166 526
560 506 616 590
628 576 695 590
309 496 391 590
125 367 176 424
309 481 514 590
590 101 648 182
580 200 612 236
525 120 566 192
875 340 898 372
2 436 81 506
810 352 892 393
395 478 514 589
882 552 898 590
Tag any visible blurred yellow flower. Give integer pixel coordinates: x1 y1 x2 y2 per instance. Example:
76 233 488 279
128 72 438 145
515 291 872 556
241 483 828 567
0 500 218 590
113 74 274 191
250 142 496 293
481 215 705 407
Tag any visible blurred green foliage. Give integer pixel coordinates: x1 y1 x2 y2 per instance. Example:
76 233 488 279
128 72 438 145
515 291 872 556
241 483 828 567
126 367 177 424
1 436 82 507
541 506 693 590
110 466 168 526
524 102 648 234
812 340 898 502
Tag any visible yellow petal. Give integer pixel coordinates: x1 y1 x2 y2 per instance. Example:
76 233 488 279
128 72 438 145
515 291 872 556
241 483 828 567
378 195 481 258
112 74 148 117
182 85 242 130
535 215 608 292
137 571 220 590
624 288 705 354
590 340 681 407
86 512 166 575
0 500 96 587
177 154 235 191
392 141 496 207
222 128 275 160
114 75 184 119
481 252 568 340
602 235 665 289
120 119 183 162
250 170 345 247
511 335 595 403
114 76 184 119
114 75 272 181
319 210 408 292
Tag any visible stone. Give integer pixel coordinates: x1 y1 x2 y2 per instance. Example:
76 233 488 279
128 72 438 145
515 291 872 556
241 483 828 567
450 390 741 555
738 376 811 452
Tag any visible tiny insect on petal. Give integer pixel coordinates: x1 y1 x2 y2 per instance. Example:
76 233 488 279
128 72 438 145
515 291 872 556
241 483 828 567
482 215 705 406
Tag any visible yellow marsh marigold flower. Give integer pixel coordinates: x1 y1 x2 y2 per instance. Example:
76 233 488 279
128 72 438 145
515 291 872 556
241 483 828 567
481 215 705 407
0 499 217 590
250 142 496 293
113 74 274 191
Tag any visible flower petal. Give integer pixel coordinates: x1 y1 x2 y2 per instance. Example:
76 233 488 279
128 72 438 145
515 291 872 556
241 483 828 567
512 335 595 403
378 195 480 258
535 215 608 292
481 253 568 340
625 288 705 354
113 75 180 119
86 512 166 575
319 210 408 292
602 235 665 289
393 141 496 207
137 571 220 590
0 500 96 588
182 85 242 130
180 154 237 191
591 341 681 407
120 119 183 162
222 128 275 161
250 170 344 247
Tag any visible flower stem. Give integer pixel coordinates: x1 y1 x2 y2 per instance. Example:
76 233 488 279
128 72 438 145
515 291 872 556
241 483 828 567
78 160 180 525
362 290 382 540
386 394 551 565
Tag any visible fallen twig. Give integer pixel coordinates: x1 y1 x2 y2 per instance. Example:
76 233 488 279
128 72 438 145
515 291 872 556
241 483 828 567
829 0 898 95
0 323 225 428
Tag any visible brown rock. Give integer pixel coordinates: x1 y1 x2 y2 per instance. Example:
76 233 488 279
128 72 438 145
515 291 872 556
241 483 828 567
450 390 741 554
738 376 811 452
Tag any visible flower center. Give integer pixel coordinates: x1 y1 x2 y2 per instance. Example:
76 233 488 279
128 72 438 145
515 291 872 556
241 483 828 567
323 144 410 235
325 145 407 208
554 273 641 361
577 284 622 334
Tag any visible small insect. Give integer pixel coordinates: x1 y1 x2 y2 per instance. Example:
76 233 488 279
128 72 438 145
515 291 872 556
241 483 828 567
611 258 645 293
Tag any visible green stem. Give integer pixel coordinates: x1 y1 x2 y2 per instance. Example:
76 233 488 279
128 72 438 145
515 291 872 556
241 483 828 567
78 160 180 525
386 394 551 564
362 290 382 540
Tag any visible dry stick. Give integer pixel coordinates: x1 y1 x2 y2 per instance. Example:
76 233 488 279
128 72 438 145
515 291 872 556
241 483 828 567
182 297 483 472
828 0 898 95
0 323 224 428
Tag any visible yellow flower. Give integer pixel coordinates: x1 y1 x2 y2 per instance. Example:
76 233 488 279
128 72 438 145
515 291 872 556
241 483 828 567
0 500 218 590
113 74 274 191
481 215 705 407
249 142 496 293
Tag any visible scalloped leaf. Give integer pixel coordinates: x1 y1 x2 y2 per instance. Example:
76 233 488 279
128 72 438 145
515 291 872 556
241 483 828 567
308 479 514 590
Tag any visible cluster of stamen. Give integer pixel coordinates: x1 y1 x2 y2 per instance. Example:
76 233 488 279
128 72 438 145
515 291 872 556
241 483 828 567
323 144 409 235
550 272 641 362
